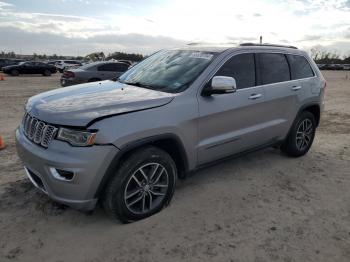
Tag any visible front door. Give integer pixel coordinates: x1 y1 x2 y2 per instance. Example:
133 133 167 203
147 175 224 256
197 53 271 165
22 62 36 74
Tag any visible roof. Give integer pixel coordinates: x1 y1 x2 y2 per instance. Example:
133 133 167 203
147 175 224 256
239 43 298 49
174 42 302 54
173 44 232 53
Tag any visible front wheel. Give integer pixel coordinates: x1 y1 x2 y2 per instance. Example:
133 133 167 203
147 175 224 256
281 111 316 157
103 146 177 223
11 69 19 76
43 69 51 76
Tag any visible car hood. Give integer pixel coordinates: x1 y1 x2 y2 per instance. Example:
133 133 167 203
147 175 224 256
26 80 176 127
2 65 18 70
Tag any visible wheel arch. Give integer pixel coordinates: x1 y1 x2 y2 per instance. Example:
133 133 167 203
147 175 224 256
298 103 321 127
95 134 189 198
284 102 321 142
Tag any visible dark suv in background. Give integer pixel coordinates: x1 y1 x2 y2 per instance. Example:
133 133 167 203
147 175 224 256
0 58 25 70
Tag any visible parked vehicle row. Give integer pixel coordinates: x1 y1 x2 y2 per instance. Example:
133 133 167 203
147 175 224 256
1 59 132 79
60 61 130 86
55 60 83 73
317 64 350 70
2 61 57 76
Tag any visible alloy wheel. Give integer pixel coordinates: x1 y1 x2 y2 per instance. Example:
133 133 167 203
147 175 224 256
296 119 313 151
124 163 169 215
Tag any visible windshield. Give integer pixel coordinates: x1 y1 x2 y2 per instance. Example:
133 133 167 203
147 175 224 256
118 50 216 93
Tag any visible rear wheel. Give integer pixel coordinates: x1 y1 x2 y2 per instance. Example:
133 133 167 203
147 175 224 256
11 69 19 76
103 146 177 223
281 111 316 157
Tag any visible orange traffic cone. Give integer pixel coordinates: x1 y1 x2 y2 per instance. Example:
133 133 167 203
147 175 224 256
0 136 6 150
0 74 4 81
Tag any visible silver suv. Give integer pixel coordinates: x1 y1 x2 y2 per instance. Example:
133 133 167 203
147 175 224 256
60 61 130 87
16 44 326 222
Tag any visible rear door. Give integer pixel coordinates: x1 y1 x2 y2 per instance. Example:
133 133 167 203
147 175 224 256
114 63 129 77
197 53 269 165
35 62 46 73
256 52 302 140
286 54 316 96
97 63 114 79
97 63 129 79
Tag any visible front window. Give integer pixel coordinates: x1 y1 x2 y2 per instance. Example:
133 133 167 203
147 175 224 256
118 49 216 93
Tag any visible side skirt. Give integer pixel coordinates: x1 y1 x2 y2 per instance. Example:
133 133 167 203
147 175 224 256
190 138 283 175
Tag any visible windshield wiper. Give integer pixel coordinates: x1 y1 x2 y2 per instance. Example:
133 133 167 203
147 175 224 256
123 81 160 90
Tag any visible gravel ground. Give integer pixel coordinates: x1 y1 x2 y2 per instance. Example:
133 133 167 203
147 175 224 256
0 71 349 262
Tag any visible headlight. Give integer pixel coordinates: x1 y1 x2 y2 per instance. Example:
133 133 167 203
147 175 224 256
57 128 97 147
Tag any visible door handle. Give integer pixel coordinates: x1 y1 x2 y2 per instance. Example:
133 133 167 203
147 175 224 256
291 86 302 91
249 93 262 100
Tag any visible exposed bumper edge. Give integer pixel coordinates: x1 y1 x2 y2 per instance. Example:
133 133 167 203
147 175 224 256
24 166 98 210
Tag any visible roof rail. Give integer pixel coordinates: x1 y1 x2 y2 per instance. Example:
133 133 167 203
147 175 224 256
239 43 298 49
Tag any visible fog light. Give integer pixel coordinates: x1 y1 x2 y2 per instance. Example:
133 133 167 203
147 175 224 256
50 167 74 181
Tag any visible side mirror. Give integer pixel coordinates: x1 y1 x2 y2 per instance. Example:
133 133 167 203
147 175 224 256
202 76 237 96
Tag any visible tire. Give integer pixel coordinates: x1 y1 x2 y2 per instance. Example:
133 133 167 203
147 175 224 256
281 111 316 157
11 69 19 76
58 69 63 73
88 78 101 82
43 70 51 76
103 146 177 223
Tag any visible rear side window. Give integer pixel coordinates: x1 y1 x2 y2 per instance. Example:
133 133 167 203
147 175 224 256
98 63 129 72
115 63 129 72
215 53 255 89
66 61 80 64
287 55 314 80
257 53 290 85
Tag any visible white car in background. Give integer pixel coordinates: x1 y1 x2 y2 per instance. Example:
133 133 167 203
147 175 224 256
55 60 83 73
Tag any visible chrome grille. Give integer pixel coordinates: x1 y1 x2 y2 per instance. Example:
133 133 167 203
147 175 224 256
22 113 57 148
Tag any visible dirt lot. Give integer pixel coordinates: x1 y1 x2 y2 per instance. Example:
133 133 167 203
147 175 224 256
0 71 349 262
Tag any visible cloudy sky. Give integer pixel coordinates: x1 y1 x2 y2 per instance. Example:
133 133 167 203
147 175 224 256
0 0 349 56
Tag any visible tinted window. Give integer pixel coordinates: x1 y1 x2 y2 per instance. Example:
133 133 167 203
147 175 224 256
115 63 129 72
98 64 112 71
257 53 290 85
287 55 314 80
215 53 255 89
98 63 128 72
